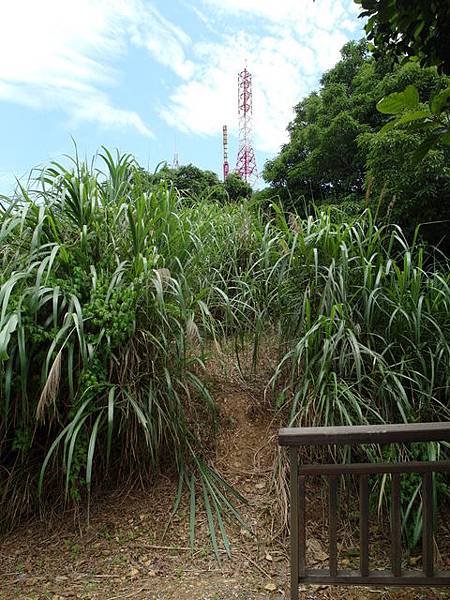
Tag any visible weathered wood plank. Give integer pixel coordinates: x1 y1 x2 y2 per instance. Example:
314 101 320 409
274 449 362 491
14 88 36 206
300 569 450 586
289 447 299 600
391 473 402 577
360 474 369 577
329 475 338 577
422 471 434 578
297 460 450 476
279 422 450 446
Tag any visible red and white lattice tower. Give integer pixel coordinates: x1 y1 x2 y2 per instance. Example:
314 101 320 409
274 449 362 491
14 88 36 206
235 67 257 183
222 125 229 181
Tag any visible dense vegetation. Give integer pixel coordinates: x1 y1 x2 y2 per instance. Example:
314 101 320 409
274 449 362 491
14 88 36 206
1 147 449 551
141 163 252 203
262 41 450 248
357 0 450 74
1 1 450 555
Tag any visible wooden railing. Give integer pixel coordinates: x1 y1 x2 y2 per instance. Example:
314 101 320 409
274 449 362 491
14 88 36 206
279 423 450 600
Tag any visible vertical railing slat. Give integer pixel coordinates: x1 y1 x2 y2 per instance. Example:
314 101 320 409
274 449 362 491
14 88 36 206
299 474 306 579
422 471 434 577
329 475 338 577
289 447 299 600
391 473 402 577
360 474 369 577
280 425 449 593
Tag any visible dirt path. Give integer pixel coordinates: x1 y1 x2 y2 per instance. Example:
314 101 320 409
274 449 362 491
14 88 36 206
1 386 449 600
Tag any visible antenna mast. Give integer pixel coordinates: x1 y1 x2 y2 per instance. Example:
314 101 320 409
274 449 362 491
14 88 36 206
235 66 257 184
222 125 229 181
172 136 179 169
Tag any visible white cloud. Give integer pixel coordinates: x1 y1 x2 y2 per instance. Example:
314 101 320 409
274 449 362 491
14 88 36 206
129 4 195 79
162 1 356 153
0 0 194 138
0 0 363 158
201 0 352 33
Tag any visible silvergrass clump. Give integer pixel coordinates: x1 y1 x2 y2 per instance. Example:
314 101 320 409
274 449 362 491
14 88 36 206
264 208 450 548
0 148 244 558
1 147 449 553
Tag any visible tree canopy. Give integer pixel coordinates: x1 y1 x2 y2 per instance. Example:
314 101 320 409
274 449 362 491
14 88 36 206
262 39 450 246
356 0 450 74
140 163 252 203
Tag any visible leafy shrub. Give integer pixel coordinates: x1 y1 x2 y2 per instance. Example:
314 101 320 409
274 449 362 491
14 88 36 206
224 173 252 201
318 195 365 220
362 129 450 248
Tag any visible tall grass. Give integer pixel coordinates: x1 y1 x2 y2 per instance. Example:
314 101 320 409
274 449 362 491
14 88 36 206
0 149 245 556
1 148 449 552
234 208 450 547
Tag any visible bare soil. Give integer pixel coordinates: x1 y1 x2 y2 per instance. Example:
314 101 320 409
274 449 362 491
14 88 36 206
1 381 449 600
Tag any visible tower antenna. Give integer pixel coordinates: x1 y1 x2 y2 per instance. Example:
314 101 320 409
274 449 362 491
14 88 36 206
222 125 229 181
235 66 257 184
172 136 179 169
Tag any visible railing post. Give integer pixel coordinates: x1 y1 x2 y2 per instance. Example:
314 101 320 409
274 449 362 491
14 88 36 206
328 475 338 577
289 447 299 600
422 472 434 577
360 474 369 577
391 473 402 577
279 423 450 591
298 475 306 579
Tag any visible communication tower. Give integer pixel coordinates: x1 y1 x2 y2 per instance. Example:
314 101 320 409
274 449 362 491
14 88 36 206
222 125 229 181
235 67 257 183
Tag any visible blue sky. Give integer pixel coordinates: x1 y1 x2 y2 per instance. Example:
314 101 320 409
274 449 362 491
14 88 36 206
0 0 364 194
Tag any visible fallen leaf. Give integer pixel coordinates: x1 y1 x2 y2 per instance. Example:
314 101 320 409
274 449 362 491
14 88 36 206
264 581 277 592
129 567 139 578
240 528 252 538
306 538 328 562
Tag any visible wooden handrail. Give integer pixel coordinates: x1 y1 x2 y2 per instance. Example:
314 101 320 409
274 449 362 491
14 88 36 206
279 422 450 446
280 421 450 600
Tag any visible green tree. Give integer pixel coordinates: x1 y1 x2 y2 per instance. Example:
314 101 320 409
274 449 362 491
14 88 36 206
376 81 450 162
361 129 450 246
139 164 253 204
356 0 450 74
262 41 377 205
263 39 450 245
169 164 224 200
224 173 252 201
357 0 450 162
137 163 228 202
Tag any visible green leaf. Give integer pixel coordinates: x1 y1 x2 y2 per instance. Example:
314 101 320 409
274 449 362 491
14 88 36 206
411 134 442 164
106 386 115 467
86 412 103 495
377 85 419 114
38 425 71 496
0 313 18 361
65 413 90 498
201 478 220 562
189 474 196 550
380 109 430 133
431 86 450 115
403 85 420 109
